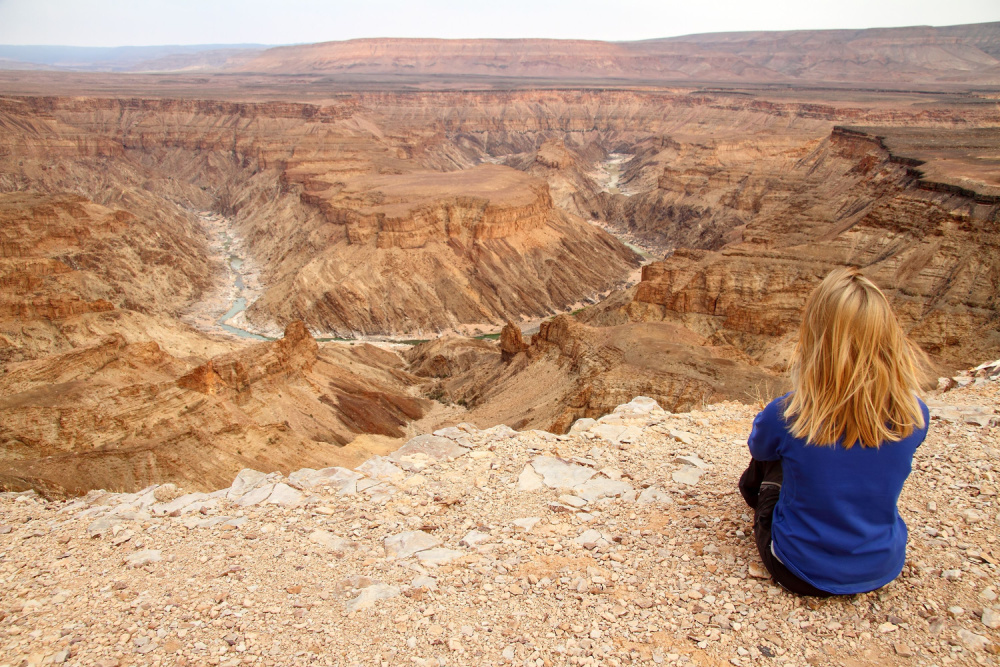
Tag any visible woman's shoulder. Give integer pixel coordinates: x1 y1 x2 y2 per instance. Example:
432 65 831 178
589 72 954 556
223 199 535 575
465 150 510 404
755 392 793 428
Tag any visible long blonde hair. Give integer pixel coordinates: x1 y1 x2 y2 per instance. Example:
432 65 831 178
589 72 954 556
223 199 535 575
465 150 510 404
784 267 926 448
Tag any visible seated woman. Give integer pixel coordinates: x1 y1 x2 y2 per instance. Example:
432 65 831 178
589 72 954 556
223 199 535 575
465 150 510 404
739 267 929 596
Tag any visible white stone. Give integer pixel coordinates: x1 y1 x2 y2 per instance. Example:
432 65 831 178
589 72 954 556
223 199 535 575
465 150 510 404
150 492 208 516
389 434 469 471
983 607 1000 629
512 517 542 532
356 456 406 482
516 465 545 492
345 583 400 613
236 484 275 507
569 418 597 434
637 487 672 505
558 495 588 509
672 466 705 486
591 424 627 443
673 454 711 469
573 477 633 502
531 456 597 490
266 483 304 508
126 550 162 567
459 531 490 547
415 548 464 566
227 469 268 499
958 628 991 652
384 530 441 559
669 430 695 446
309 529 356 551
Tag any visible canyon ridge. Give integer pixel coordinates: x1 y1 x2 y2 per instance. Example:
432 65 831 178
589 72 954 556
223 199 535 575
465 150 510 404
0 23 998 498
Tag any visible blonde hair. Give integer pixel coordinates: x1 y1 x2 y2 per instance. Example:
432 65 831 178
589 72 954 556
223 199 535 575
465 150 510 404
784 267 926 448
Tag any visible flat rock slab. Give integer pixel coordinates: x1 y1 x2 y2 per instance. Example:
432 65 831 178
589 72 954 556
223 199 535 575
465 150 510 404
569 418 597 434
415 548 464 566
530 456 596 490
516 465 545 492
674 454 711 469
672 466 705 486
384 530 441 559
151 492 209 516
591 424 627 443
236 484 275 507
227 469 268 499
460 531 490 547
389 435 469 472
512 517 541 532
345 583 400 613
637 487 671 504
266 483 304 507
309 529 357 552
573 477 634 502
298 467 363 494
356 456 405 483
126 550 162 567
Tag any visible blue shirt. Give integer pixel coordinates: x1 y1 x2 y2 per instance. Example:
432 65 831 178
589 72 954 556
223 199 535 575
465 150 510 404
747 393 929 595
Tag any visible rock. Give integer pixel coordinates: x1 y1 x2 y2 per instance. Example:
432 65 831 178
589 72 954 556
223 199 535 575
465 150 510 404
356 456 406 483
958 628 991 652
878 622 898 633
574 529 607 548
227 469 268 499
308 529 356 551
236 484 275 507
616 396 661 414
111 530 134 546
345 583 400 613
962 509 987 524
672 466 705 486
530 456 596 490
151 492 208 516
415 548 464 566
460 531 490 547
499 321 528 361
389 434 469 471
637 487 671 504
569 418 597 434
591 424 627 443
266 483 304 507
86 516 123 538
0 525 10 534
512 517 541 532
573 477 633 502
126 550 162 567
152 483 182 502
669 430 695 445
894 643 913 658
384 530 441 559
942 569 962 582
983 607 1000 629
748 563 769 579
673 454 711 469
304 467 363 494
516 465 545 492
557 495 588 508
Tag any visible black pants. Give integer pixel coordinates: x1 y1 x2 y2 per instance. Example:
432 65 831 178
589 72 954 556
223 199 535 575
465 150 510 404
739 458 832 597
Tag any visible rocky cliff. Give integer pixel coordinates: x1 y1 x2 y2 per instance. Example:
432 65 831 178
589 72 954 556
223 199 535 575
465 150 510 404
582 128 1000 371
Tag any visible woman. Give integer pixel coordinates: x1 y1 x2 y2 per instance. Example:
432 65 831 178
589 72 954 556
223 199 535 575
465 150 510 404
739 267 929 596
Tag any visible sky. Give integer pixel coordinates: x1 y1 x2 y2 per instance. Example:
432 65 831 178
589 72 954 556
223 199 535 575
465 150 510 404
0 0 998 47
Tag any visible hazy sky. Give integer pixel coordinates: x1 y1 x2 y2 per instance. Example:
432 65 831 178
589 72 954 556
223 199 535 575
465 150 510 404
0 0 998 46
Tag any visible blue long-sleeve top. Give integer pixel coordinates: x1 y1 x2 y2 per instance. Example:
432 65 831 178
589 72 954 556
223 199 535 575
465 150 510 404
748 393 930 594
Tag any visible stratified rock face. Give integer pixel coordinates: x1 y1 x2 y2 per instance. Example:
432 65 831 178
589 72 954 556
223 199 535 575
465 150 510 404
586 129 1000 369
0 323 430 496
235 25 1000 85
248 164 639 336
415 314 780 434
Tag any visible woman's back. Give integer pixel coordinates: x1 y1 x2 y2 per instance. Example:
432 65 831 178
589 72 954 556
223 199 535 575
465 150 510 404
749 394 929 594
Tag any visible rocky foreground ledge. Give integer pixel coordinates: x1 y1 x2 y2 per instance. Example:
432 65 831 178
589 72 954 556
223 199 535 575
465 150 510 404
1 372 999 667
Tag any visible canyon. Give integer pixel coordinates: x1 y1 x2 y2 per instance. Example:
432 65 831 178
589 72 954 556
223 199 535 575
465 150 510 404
1 24 999 495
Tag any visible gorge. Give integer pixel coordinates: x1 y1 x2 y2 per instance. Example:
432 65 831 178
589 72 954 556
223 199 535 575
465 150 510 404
1 24 999 496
